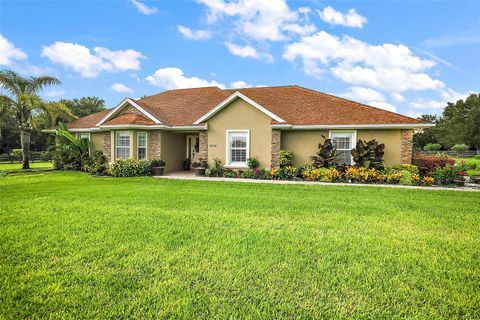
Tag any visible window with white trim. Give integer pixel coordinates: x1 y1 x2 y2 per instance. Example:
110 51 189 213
331 131 355 165
115 131 130 160
137 132 147 160
227 131 249 166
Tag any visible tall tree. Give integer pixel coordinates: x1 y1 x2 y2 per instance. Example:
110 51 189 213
413 114 438 150
436 93 480 149
60 96 105 118
0 70 74 169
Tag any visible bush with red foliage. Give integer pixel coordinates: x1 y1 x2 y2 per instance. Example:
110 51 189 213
413 155 455 175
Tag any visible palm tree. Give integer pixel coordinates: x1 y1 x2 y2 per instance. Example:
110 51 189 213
0 70 74 169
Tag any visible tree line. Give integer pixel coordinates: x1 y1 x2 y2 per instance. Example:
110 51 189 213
0 70 106 168
413 93 479 151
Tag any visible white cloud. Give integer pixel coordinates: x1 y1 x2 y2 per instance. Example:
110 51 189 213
41 42 145 77
198 0 314 41
410 88 473 110
225 42 273 62
131 0 158 15
44 88 65 98
368 101 396 113
230 80 251 88
177 25 212 40
391 93 405 103
111 83 134 94
318 6 367 28
0 34 27 66
146 67 224 90
343 86 385 102
283 31 444 92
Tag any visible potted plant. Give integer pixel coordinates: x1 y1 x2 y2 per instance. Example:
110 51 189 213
151 159 166 176
192 160 207 176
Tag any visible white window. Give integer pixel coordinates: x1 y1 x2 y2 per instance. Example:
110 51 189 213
137 132 147 160
330 131 356 165
226 130 249 166
115 131 130 160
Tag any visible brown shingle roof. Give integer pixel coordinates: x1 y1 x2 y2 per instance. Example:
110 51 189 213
67 108 111 129
68 85 424 128
104 113 156 126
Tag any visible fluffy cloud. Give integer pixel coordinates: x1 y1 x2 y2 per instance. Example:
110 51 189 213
0 34 27 66
41 42 145 77
197 0 315 41
343 86 385 102
368 101 397 113
342 87 396 112
283 31 444 92
230 80 251 88
130 0 158 15
391 93 405 103
224 42 273 62
146 67 224 90
410 88 473 110
177 26 212 40
111 83 134 94
318 6 367 28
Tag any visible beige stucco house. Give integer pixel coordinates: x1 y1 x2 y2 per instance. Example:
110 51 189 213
67 85 430 173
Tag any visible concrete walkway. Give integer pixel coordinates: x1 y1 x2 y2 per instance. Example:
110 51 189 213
155 171 480 192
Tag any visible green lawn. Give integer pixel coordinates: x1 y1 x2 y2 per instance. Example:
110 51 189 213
453 157 480 176
1 172 479 319
0 161 53 171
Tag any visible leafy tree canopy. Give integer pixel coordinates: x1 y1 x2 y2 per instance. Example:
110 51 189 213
60 96 106 118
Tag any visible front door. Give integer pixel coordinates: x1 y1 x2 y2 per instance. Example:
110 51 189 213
186 135 200 167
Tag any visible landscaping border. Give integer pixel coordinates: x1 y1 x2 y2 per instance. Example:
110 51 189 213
154 174 480 192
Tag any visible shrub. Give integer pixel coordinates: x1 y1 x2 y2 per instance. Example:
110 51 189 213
223 169 237 178
303 167 328 181
451 144 469 151
108 158 151 177
344 167 382 183
384 172 403 184
325 168 342 182
279 150 294 168
84 151 108 175
210 158 224 177
204 168 212 177
413 155 455 175
40 151 51 162
279 166 297 180
423 143 441 151
256 169 271 180
11 149 22 158
240 169 256 179
310 136 336 168
475 155 480 160
351 139 385 170
399 170 413 185
392 164 419 175
432 164 458 183
422 176 435 185
247 157 259 169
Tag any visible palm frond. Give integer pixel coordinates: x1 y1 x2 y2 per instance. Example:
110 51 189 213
0 70 24 96
27 75 61 94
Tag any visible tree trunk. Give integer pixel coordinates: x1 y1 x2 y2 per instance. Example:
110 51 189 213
20 129 31 169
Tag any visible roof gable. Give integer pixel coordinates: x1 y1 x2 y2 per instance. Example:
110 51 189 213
193 91 285 125
95 98 162 126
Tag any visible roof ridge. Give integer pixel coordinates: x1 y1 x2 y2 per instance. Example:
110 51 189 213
292 85 423 123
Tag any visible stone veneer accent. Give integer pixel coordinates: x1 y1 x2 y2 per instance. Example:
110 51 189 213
271 129 281 168
199 131 208 162
401 129 414 164
103 132 111 162
149 131 161 159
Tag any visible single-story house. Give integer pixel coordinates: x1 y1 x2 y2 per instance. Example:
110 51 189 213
66 85 430 173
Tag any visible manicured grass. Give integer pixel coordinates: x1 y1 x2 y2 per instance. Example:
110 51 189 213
453 157 480 175
0 161 53 171
1 172 479 319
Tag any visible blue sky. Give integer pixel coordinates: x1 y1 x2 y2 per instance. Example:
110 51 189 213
1 0 479 117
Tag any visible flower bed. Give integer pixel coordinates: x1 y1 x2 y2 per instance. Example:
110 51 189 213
203 157 473 187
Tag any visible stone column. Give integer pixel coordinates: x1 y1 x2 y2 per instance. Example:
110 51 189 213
149 130 161 159
271 129 281 168
103 132 111 162
199 131 208 163
401 129 414 164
